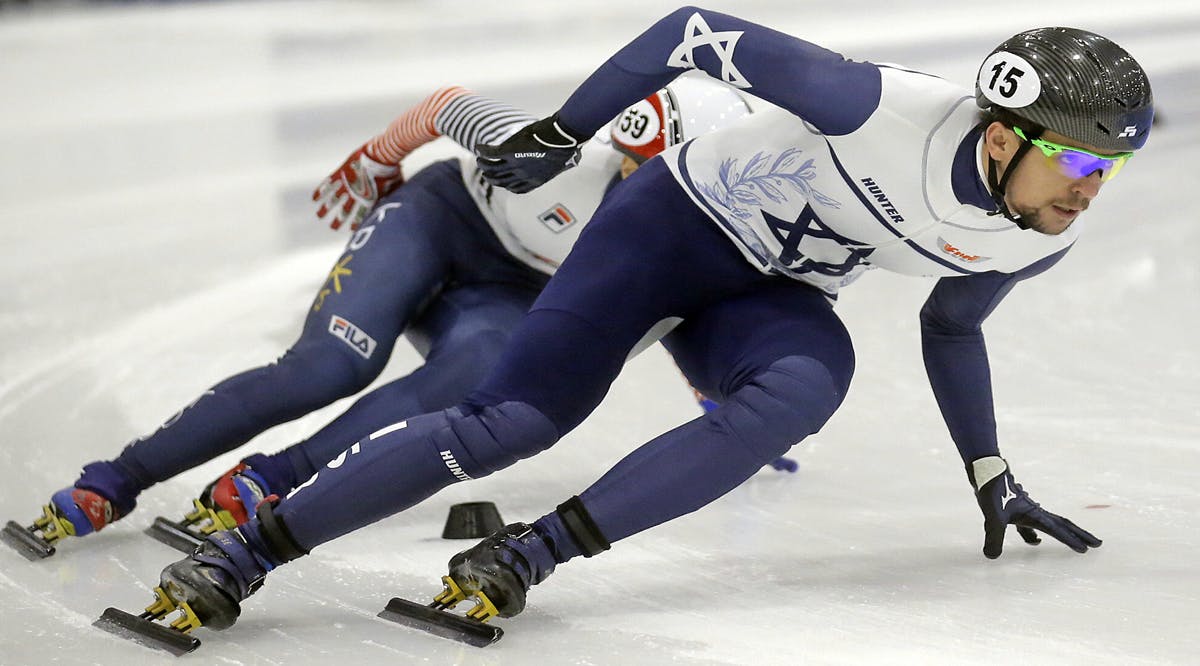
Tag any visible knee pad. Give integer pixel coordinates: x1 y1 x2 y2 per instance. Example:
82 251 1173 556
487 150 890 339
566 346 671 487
717 356 844 462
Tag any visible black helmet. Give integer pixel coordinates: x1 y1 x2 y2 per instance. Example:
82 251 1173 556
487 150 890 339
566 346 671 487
975 27 1153 151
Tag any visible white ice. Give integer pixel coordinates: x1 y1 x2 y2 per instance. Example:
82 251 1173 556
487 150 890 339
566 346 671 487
1 1 1197 664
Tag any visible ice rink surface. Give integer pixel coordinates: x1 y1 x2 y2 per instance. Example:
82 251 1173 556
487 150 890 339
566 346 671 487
1 1 1197 664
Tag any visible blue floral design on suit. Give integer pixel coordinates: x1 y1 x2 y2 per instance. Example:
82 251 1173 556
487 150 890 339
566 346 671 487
696 149 870 281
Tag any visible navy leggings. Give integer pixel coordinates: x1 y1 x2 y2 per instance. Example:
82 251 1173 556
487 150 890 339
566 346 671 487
111 160 547 490
275 157 856 553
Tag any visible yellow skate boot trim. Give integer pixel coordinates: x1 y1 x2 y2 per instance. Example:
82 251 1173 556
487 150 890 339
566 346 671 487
464 591 500 623
168 601 203 634
202 506 239 533
181 500 208 527
34 504 75 542
432 575 469 609
182 499 239 534
145 586 202 633
145 586 178 619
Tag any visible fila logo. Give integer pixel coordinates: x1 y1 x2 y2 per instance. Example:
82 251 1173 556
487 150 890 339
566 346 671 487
1118 125 1138 138
328 315 377 359
538 204 577 232
440 450 472 482
937 237 991 263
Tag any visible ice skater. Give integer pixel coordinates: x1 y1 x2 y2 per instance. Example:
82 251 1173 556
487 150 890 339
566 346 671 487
103 7 1150 648
3 76 772 560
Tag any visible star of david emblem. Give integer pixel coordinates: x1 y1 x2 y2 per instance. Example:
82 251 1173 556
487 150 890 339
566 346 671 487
666 12 751 89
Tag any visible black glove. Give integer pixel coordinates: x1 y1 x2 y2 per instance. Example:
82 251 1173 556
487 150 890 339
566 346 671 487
966 456 1102 559
476 114 587 193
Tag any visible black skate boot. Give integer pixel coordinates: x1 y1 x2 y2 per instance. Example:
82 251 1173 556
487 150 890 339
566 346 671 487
377 500 612 647
376 523 556 648
157 529 272 631
440 522 557 620
94 500 307 654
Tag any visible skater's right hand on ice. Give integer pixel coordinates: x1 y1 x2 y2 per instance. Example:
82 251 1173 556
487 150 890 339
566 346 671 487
966 456 1101 559
313 142 403 231
477 114 587 193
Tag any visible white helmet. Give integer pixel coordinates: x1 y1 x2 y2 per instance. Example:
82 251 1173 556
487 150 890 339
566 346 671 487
610 75 752 163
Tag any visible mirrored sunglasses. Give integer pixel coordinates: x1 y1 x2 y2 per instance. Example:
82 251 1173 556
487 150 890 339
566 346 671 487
1013 126 1134 182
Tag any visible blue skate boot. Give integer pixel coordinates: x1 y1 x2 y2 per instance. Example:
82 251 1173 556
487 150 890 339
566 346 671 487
3 461 140 560
146 452 296 553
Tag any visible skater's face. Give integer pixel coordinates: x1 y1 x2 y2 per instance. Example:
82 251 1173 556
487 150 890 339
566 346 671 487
983 122 1122 235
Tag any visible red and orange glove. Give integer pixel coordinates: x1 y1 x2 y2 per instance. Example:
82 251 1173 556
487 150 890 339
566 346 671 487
312 144 403 231
312 86 470 231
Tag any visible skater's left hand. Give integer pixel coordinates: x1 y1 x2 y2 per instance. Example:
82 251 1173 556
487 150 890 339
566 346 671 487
313 143 403 231
966 456 1101 559
477 114 587 193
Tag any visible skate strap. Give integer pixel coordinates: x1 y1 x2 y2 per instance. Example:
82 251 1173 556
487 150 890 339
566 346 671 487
255 499 309 563
556 496 611 558
201 531 269 598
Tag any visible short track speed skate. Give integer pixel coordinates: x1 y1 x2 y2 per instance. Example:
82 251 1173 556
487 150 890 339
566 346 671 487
95 527 275 655
378 522 557 647
4 463 139 560
3 484 127 561
146 458 275 553
377 575 504 647
3 504 73 560
144 500 227 554
93 586 203 656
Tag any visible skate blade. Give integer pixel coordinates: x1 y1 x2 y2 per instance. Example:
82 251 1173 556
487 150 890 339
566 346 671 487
378 597 503 647
94 607 200 657
1 520 55 561
144 517 205 554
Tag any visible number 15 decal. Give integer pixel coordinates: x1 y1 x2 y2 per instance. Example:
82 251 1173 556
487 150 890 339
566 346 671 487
978 51 1041 108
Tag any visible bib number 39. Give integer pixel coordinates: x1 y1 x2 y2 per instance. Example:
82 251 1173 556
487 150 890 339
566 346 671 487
978 51 1041 108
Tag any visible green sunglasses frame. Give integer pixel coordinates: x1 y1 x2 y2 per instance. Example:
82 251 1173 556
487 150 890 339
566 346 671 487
1012 126 1134 180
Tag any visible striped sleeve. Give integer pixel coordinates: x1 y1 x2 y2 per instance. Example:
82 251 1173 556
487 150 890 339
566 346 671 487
365 88 540 164
434 94 539 153
365 86 470 164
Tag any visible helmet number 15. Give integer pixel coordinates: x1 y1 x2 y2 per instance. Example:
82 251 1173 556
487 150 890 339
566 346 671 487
988 61 1025 99
979 51 1041 107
